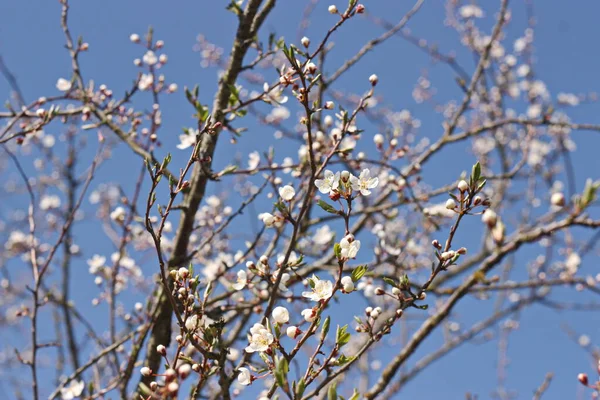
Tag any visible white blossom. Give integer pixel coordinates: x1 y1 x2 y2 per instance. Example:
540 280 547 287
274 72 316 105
314 170 340 194
459 5 484 18
245 323 274 353
60 380 84 400
232 270 247 291
350 169 379 196
110 206 126 223
143 50 158 66
87 255 106 274
56 78 72 92
177 130 198 150
138 73 154 91
237 367 251 385
248 151 260 170
279 185 295 201
258 212 276 227
341 276 354 292
302 275 333 301
272 306 289 324
328 5 338 14
340 234 360 259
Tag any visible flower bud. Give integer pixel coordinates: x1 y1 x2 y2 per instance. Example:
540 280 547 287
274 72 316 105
432 239 441 249
341 170 350 182
373 134 385 146
165 368 177 381
445 199 457 210
130 33 140 43
157 344 166 356
305 62 317 74
482 209 497 227
167 382 179 394
473 195 482 206
140 367 152 377
577 373 588 386
457 247 467 255
286 326 302 339
369 74 379 86
301 36 310 47
328 5 338 14
341 276 355 293
551 192 565 207
149 381 158 391
178 267 189 279
178 364 192 379
324 101 334 109
391 287 401 296
259 255 268 265
375 287 385 295
457 180 469 192
356 4 365 13
272 306 290 324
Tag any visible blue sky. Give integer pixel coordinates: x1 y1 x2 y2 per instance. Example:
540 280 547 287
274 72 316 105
1 1 600 399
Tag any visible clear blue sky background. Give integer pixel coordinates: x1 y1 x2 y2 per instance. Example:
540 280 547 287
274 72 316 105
1 1 600 399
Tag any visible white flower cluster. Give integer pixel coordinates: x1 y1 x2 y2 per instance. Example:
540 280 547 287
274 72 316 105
314 168 379 197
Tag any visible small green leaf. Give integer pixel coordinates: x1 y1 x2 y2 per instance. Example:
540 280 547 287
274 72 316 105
334 243 342 259
351 265 367 282
295 378 306 398
349 389 361 400
328 381 338 400
383 277 397 288
471 161 481 183
336 325 351 347
321 316 331 341
317 199 339 214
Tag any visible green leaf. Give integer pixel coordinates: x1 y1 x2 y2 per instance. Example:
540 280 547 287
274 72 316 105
328 381 338 400
334 243 342 259
336 325 351 347
351 265 367 282
399 274 410 290
471 161 481 183
295 378 306 398
321 316 331 341
317 199 339 214
383 277 397 288
349 389 361 400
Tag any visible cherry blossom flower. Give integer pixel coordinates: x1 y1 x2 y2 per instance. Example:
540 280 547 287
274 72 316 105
350 169 379 196
245 323 274 353
232 270 247 290
138 73 153 91
177 130 198 150
110 206 126 223
237 367 251 385
87 255 106 274
302 275 333 301
143 50 158 66
328 5 338 14
272 306 289 324
279 185 295 201
60 380 84 400
56 78 72 92
258 212 275 227
459 5 484 18
248 151 260 170
314 170 340 194
340 234 361 259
